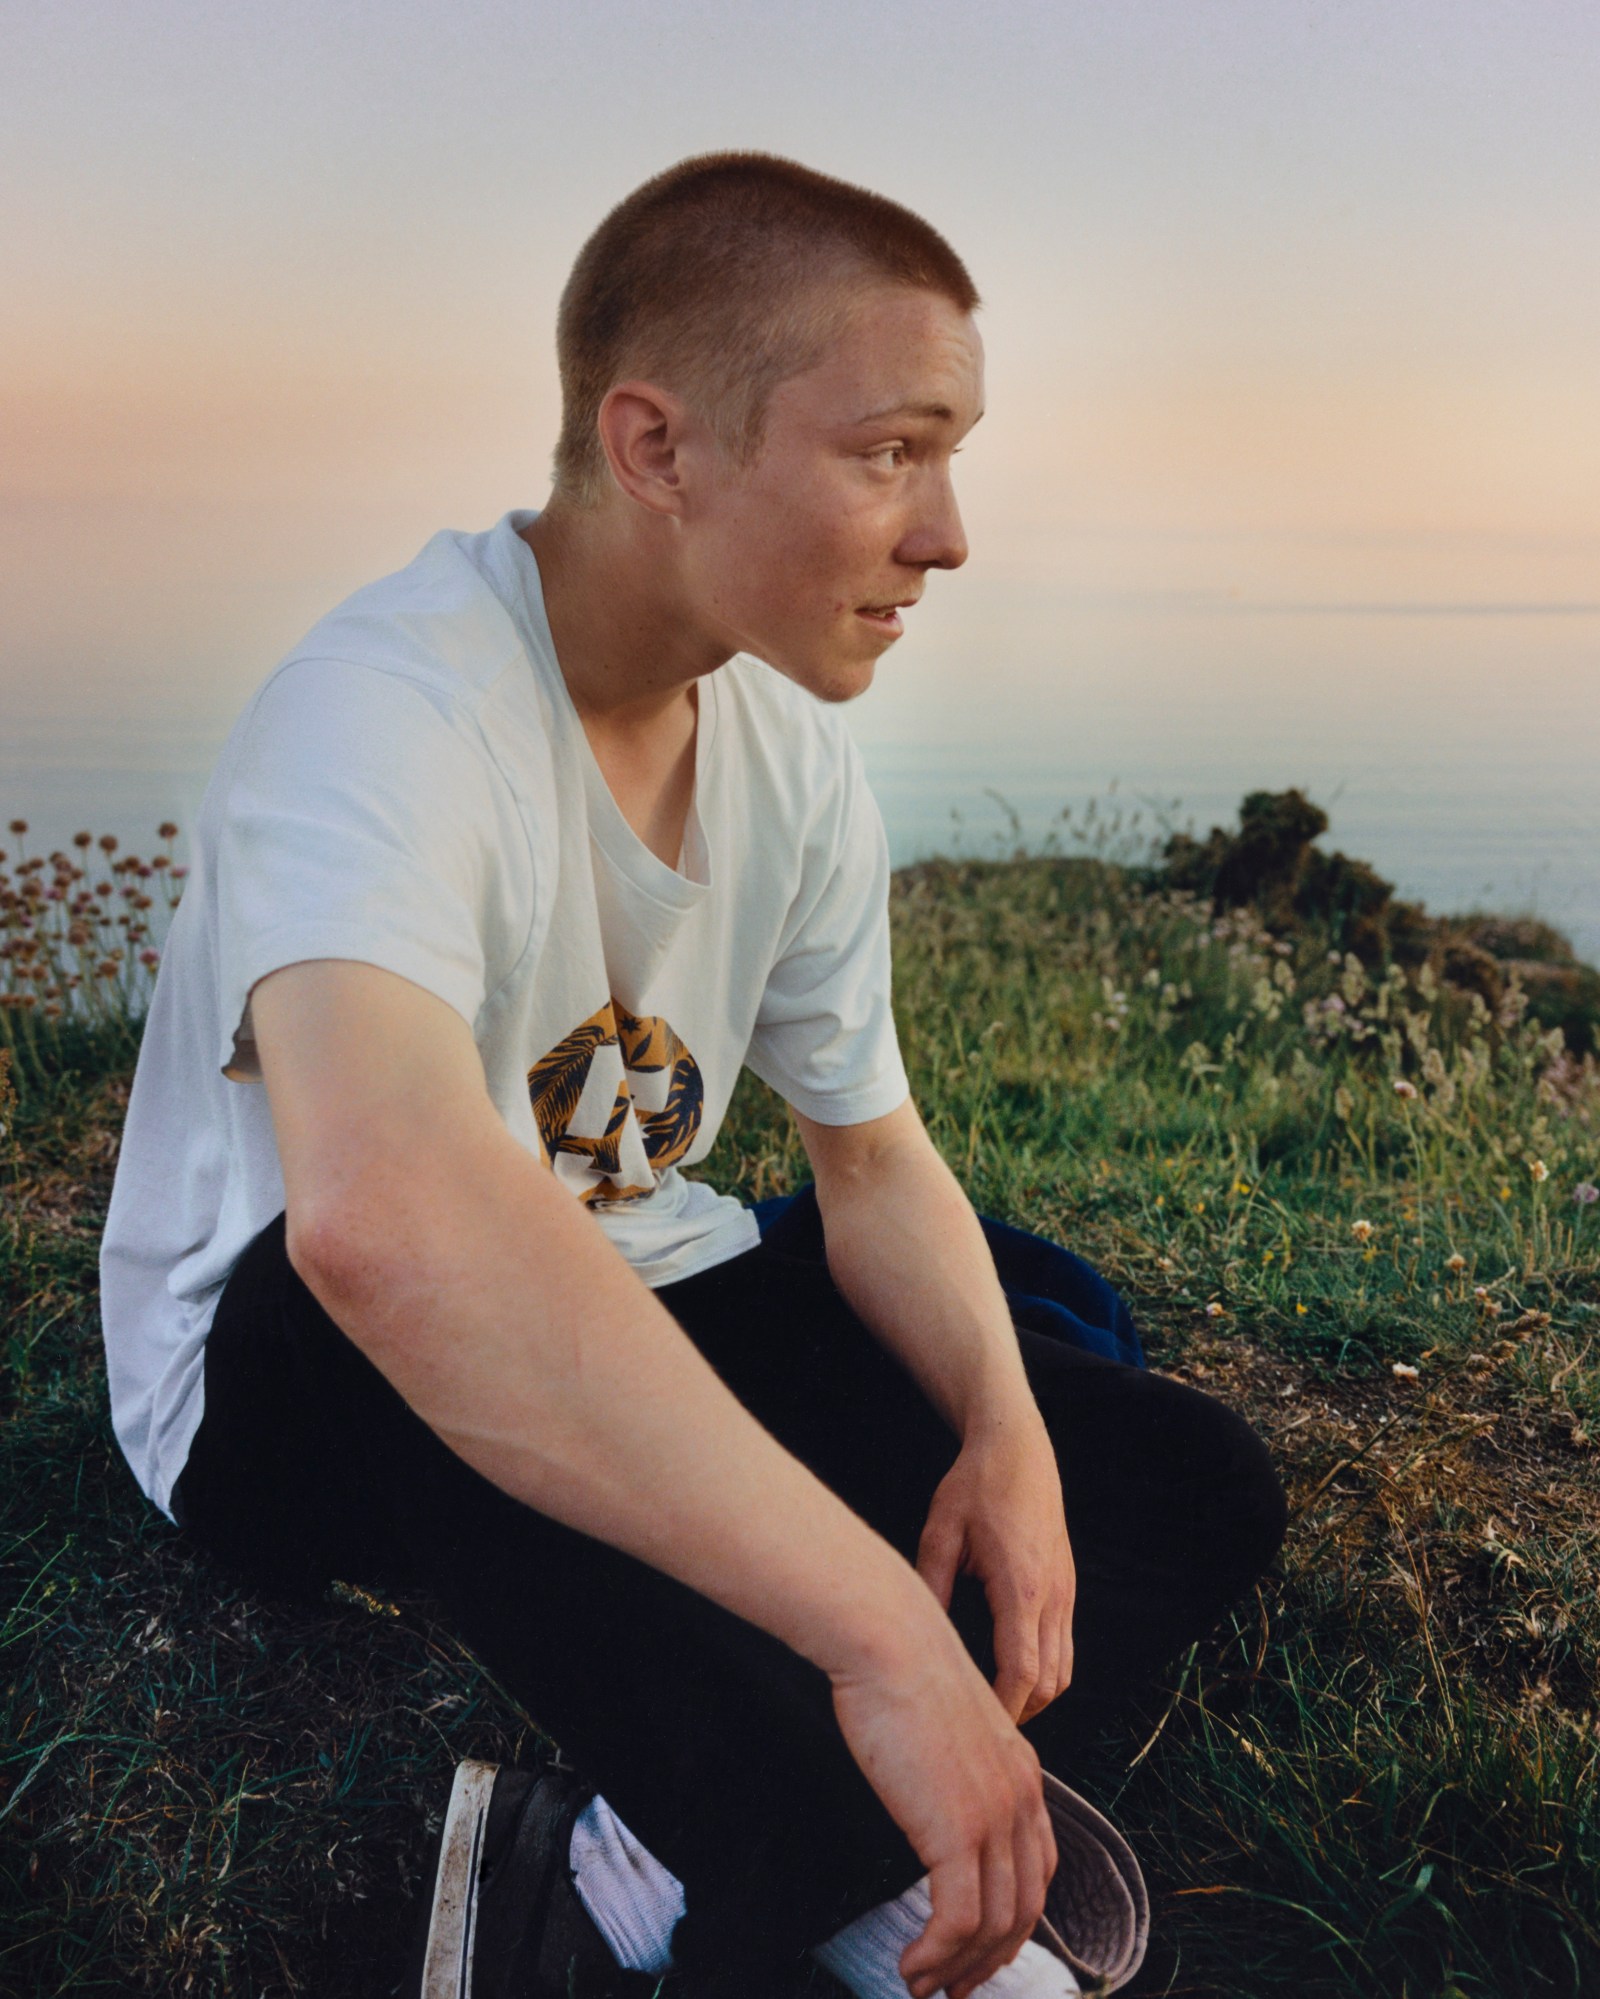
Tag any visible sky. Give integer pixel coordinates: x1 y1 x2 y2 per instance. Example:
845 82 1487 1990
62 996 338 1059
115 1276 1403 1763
5 1 1599 770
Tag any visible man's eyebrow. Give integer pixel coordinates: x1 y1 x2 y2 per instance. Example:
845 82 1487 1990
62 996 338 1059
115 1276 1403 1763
849 400 985 427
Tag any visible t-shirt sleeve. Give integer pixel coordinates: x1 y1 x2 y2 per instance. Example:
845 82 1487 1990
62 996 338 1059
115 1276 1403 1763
214 658 495 1079
743 733 910 1126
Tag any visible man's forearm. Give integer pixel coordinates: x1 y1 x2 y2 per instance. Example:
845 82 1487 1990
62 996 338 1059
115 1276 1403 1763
808 1112 1040 1444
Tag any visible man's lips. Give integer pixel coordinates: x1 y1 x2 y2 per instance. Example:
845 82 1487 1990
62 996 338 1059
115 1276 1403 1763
855 598 918 636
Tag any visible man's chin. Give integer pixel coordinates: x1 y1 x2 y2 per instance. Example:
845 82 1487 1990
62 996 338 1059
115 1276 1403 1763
817 661 876 704
759 652 876 705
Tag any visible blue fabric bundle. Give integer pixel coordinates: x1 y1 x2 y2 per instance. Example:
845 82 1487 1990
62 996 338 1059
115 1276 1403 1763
748 1183 1147 1372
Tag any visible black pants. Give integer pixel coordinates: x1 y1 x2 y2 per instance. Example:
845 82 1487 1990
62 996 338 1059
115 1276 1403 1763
171 1204 1287 1995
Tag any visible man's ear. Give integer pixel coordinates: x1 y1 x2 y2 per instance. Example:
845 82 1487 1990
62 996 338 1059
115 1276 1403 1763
596 379 699 519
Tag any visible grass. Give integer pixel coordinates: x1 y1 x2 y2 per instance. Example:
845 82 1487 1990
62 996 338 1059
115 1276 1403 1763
3 809 1598 1996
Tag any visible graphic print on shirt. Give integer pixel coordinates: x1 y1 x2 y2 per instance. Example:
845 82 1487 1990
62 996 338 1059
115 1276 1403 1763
529 1000 704 1206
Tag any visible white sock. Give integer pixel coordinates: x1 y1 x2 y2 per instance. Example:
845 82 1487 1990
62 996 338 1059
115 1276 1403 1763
813 1874 1081 1999
567 1793 685 1973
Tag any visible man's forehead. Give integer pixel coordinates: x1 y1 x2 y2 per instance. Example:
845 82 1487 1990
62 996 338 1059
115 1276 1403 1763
767 288 983 431
849 397 985 428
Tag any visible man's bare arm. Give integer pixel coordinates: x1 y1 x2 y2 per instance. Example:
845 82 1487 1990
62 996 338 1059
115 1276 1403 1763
250 959 1054 1999
796 1100 1077 1726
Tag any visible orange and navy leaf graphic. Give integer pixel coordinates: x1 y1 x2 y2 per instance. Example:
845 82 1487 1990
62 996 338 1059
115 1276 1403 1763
528 1002 616 1162
528 998 704 1206
615 1003 703 1170
556 1075 633 1175
615 1005 684 1073
636 1057 703 1171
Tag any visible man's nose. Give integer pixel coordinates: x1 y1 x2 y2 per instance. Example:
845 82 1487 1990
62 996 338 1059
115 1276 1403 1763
900 470 969 572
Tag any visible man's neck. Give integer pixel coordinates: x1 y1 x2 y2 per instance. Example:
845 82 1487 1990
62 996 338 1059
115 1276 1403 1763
521 500 731 744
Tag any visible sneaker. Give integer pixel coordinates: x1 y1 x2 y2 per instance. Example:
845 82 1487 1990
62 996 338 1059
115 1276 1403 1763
401 1757 672 1999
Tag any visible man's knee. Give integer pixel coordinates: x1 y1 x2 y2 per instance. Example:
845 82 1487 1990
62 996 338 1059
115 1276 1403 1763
1174 1386 1289 1585
1066 1360 1289 1587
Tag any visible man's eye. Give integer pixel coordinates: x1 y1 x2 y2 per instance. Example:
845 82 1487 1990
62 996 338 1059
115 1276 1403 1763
868 444 908 469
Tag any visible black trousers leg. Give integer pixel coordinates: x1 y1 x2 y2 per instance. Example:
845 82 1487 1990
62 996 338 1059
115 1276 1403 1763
171 1217 1286 1995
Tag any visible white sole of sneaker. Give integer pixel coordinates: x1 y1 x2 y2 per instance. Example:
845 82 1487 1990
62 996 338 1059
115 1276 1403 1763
419 1758 500 1999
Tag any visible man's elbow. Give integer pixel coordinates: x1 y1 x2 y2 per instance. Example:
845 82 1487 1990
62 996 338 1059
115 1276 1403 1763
283 1176 443 1335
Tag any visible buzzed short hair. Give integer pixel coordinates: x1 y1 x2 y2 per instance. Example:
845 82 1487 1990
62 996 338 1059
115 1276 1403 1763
552 151 980 505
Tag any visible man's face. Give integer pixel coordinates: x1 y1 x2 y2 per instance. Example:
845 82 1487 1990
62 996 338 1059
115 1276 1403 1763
679 284 984 703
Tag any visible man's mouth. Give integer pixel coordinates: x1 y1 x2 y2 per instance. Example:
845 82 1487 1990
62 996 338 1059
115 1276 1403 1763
855 599 916 636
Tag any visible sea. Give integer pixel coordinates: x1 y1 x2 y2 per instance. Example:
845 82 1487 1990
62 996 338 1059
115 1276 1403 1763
5 594 1596 962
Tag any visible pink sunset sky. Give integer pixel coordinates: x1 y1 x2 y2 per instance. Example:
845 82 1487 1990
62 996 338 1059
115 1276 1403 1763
5 0 1598 746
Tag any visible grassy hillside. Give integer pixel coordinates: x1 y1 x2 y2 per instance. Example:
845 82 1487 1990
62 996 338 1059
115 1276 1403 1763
3 807 1598 1997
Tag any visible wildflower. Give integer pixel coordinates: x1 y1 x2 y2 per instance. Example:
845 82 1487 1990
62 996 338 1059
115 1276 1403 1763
1576 1183 1599 1207
98 834 118 853
1205 1302 1225 1318
1295 1303 1308 1316
1391 1362 1419 1381
7 819 26 836
1499 1185 1511 1200
171 865 189 880
1334 1085 1354 1120
1233 1179 1251 1194
1392 1078 1418 1099
1351 1219 1375 1242
138 949 160 970
1445 1253 1467 1273
158 821 179 841
1529 1159 1549 1184
72 830 92 847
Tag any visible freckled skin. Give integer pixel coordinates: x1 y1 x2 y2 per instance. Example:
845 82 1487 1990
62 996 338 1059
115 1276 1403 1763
679 286 985 706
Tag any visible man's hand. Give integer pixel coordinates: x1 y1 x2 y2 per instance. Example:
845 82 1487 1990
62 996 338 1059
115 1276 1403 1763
916 1415 1076 1725
830 1605 1058 1999
794 1102 1078 1728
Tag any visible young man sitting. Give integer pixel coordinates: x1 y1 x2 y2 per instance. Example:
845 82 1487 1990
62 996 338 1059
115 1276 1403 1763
100 153 1287 1999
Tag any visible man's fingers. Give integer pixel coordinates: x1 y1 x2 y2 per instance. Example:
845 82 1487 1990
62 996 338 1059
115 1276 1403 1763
916 1517 964 1612
940 1799 1057 1999
1056 1594 1075 1693
1020 1613 1062 1725
991 1608 1042 1724
899 1855 983 1998
903 1835 1023 1999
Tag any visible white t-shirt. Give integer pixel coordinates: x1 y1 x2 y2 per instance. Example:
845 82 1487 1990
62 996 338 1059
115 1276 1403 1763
100 510 909 1523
